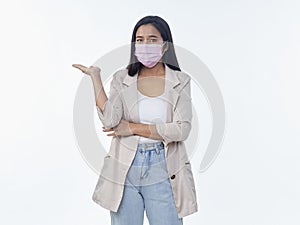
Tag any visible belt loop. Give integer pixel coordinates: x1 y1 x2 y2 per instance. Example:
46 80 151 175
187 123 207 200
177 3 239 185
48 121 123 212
155 146 160 155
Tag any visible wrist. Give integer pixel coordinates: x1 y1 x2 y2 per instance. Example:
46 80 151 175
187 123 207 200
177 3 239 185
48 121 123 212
90 71 101 79
129 122 136 135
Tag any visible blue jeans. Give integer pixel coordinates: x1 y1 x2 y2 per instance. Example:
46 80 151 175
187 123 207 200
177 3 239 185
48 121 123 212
110 141 183 225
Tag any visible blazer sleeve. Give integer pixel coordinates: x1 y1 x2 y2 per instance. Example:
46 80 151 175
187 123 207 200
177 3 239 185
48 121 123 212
95 70 123 129
155 76 192 145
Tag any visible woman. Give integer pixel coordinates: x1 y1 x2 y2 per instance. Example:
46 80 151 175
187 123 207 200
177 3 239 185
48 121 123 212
72 15 197 225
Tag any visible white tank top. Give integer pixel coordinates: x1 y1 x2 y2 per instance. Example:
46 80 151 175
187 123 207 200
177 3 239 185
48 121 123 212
137 86 167 143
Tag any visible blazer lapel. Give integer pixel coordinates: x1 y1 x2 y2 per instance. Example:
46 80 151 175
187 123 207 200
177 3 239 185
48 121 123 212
166 66 181 111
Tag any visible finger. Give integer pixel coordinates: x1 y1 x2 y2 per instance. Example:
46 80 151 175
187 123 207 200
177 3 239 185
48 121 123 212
102 130 113 133
72 64 85 69
72 64 87 72
107 131 117 136
102 129 113 133
103 127 113 132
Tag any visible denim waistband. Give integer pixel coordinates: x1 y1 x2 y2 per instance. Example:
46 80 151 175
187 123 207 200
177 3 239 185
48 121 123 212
138 141 165 153
138 141 165 154
137 141 164 151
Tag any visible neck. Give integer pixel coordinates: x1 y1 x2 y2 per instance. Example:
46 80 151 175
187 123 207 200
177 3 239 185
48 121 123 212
140 62 165 76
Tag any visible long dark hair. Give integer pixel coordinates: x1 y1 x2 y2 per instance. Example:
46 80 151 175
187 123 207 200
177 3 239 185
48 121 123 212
126 15 181 76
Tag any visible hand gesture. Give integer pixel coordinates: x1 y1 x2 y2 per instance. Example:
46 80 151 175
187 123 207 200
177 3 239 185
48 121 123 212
102 120 134 137
72 64 101 76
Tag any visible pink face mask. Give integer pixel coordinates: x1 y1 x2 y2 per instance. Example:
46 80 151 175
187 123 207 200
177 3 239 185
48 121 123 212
134 42 166 68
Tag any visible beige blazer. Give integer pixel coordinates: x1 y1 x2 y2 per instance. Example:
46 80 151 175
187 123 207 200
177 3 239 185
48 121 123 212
92 65 198 218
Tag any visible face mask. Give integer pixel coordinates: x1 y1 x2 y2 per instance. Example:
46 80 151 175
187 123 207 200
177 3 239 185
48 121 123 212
134 42 166 68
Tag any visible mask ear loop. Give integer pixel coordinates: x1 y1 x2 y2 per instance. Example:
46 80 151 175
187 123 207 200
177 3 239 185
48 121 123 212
161 41 168 55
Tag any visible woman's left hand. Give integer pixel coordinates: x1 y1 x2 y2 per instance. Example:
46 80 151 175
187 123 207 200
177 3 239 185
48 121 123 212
102 119 134 137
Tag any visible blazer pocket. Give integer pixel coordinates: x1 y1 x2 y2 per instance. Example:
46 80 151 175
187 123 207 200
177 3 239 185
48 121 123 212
184 161 197 200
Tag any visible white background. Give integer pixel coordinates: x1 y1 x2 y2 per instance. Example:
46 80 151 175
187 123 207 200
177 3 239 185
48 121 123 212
1 0 299 224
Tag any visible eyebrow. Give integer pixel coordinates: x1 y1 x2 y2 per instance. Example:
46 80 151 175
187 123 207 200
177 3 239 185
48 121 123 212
136 35 159 38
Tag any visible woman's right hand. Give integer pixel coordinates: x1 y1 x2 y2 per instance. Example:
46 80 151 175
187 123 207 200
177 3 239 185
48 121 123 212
72 64 101 77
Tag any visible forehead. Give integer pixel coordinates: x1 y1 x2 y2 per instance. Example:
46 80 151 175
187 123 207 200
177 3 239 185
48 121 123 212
136 24 162 38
